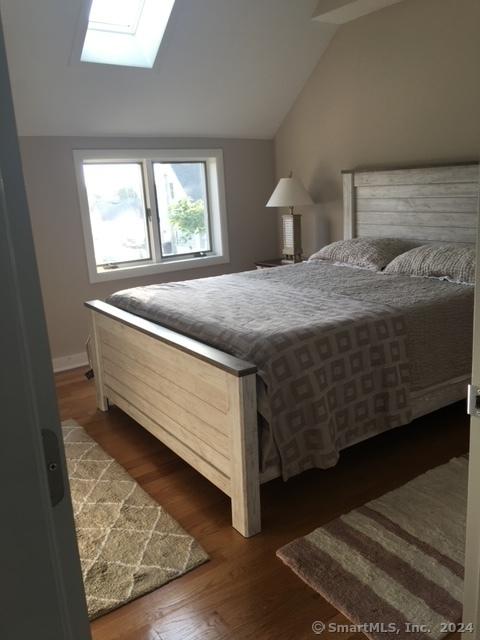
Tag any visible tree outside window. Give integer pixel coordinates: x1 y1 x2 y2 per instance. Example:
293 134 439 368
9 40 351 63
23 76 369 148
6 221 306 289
168 198 208 248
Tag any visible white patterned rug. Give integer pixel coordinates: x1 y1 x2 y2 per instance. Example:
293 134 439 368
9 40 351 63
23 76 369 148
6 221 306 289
62 420 208 620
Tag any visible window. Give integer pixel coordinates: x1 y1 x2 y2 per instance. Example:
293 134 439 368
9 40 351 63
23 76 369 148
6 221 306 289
74 149 229 283
83 163 151 267
88 0 145 35
78 0 175 68
153 162 211 258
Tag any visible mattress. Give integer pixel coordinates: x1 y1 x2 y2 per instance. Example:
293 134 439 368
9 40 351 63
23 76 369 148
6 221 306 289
107 261 473 480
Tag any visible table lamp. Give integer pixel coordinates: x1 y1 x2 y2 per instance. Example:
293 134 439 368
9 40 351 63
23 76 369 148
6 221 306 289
266 172 313 262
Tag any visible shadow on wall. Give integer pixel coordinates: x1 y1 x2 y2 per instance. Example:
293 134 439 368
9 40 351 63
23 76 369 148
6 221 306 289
302 205 331 257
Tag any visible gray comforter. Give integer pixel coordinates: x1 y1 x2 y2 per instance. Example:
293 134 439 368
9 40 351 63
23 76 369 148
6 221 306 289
107 262 473 479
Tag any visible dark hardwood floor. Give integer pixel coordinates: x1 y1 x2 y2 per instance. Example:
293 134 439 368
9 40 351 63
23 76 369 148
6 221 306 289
56 368 469 640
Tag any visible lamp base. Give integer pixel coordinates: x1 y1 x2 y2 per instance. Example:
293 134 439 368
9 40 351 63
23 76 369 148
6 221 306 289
281 213 302 263
282 253 303 263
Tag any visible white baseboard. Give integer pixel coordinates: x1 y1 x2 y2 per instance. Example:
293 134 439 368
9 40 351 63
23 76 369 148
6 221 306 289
53 352 89 373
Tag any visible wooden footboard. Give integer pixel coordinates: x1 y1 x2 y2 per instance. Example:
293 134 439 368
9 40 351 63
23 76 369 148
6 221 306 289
85 300 261 537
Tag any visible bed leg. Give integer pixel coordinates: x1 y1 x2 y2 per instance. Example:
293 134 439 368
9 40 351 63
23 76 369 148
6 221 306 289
90 311 109 412
229 374 261 537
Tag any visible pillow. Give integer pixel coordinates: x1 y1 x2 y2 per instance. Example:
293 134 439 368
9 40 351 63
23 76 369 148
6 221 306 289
384 243 475 284
309 237 417 271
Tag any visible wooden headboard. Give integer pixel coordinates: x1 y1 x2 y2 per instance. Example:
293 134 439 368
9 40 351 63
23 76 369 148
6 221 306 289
342 163 479 243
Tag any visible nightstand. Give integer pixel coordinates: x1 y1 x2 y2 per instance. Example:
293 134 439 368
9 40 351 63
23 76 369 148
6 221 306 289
255 258 307 269
254 258 293 269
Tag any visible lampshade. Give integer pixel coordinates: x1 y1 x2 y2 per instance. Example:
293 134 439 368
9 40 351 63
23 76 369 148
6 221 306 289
266 175 313 208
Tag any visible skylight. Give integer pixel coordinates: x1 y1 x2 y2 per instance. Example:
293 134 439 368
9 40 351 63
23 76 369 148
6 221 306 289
88 0 145 35
80 0 175 68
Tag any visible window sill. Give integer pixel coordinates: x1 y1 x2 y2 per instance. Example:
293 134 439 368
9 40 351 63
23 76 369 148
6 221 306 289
88 253 229 284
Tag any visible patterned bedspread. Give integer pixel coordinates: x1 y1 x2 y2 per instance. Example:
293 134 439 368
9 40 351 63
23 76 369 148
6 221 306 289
107 262 473 480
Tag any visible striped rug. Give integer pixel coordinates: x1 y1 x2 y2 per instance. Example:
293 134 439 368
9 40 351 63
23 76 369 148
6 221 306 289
277 457 467 640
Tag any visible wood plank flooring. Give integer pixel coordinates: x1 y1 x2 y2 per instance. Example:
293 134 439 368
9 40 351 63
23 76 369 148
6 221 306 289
56 368 469 640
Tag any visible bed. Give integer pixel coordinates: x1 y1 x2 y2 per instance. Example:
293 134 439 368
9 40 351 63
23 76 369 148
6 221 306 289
85 162 479 537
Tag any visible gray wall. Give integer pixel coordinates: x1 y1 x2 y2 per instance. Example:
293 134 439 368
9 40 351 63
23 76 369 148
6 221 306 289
20 136 277 360
275 0 480 256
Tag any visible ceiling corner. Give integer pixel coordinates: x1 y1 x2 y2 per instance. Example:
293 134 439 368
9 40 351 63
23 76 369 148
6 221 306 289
312 0 404 25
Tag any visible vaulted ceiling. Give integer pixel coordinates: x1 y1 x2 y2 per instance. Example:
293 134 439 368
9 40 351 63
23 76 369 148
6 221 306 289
0 0 337 138
0 0 403 138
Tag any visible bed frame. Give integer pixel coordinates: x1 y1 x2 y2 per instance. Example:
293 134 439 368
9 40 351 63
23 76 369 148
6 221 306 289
86 162 479 537
342 162 479 243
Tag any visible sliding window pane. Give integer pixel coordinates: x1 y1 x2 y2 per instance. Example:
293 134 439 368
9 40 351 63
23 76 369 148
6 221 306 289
83 163 150 266
153 162 211 257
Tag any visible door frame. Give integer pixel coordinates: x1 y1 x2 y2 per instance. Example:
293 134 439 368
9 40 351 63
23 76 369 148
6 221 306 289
0 11 91 640
463 169 480 637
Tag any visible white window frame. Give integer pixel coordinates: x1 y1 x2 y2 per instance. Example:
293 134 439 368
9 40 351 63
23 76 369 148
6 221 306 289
73 149 229 284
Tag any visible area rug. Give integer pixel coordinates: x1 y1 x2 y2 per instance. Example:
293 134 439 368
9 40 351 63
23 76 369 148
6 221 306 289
277 456 467 640
62 420 208 620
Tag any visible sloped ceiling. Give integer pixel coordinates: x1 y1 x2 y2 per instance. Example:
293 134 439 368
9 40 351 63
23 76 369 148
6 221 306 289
313 0 403 24
0 0 338 138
